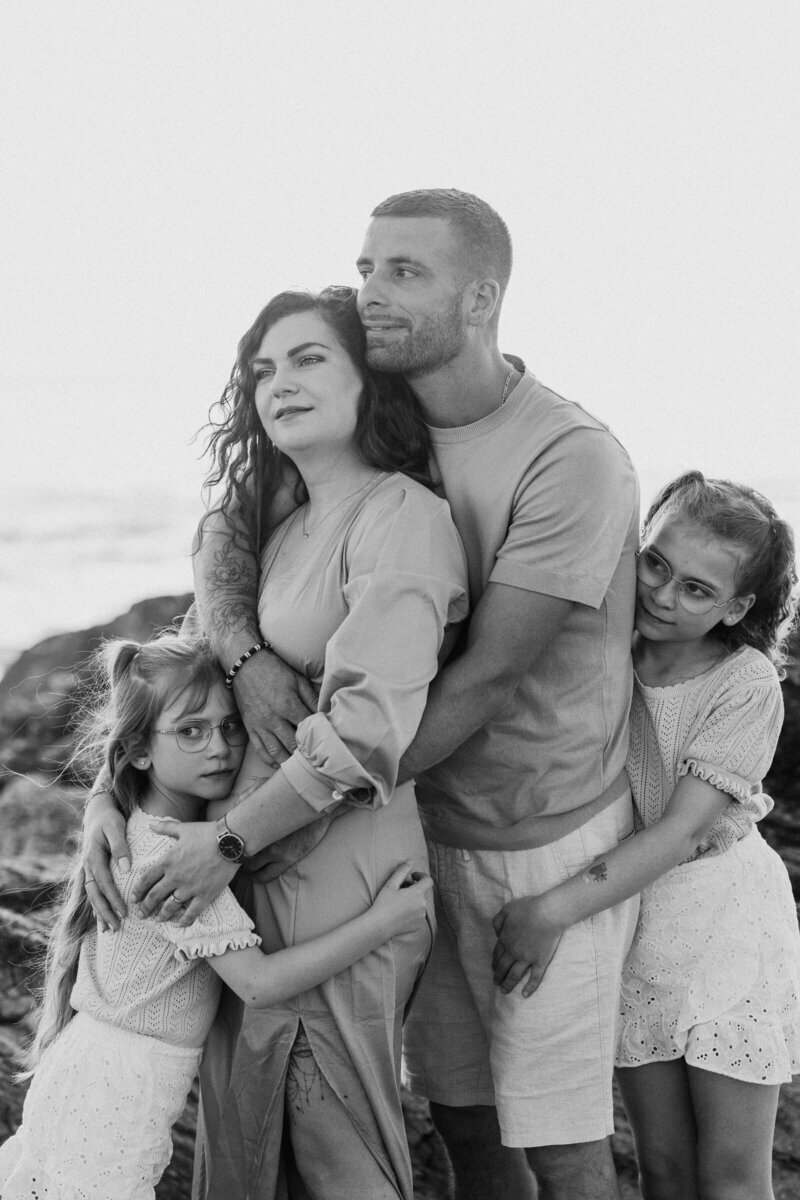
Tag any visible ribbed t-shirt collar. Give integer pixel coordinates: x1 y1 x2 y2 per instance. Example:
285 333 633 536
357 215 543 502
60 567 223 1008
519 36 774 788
426 355 533 444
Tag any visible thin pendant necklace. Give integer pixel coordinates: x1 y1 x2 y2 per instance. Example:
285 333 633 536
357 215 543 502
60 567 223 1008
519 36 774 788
302 473 379 538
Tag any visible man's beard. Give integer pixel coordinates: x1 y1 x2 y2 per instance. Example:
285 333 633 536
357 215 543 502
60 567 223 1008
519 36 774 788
365 292 466 377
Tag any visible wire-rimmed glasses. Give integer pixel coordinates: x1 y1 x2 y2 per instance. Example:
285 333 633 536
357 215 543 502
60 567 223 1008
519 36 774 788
635 548 739 615
152 716 248 753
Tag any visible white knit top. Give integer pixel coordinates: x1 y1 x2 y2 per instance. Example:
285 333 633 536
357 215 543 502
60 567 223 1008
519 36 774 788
627 645 784 859
71 807 260 1048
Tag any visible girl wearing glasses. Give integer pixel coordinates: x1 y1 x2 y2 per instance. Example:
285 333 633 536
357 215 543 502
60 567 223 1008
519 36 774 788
0 634 431 1200
492 470 800 1200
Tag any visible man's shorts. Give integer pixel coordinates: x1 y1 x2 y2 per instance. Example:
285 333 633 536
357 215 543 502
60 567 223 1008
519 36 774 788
402 790 639 1148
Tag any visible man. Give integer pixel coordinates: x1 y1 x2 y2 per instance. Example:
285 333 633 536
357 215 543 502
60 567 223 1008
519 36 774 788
90 189 639 1199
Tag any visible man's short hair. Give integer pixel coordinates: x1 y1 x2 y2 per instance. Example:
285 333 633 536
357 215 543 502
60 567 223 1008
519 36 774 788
371 188 513 297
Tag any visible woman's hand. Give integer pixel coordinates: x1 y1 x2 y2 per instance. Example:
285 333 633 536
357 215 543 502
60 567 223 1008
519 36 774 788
133 819 237 926
83 793 131 931
371 863 433 939
491 895 564 999
232 651 318 766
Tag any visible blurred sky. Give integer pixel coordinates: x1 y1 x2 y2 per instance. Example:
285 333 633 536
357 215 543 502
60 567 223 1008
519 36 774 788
3 0 799 515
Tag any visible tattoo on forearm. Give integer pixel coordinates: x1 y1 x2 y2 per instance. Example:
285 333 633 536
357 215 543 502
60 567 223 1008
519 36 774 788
202 542 259 637
583 861 608 884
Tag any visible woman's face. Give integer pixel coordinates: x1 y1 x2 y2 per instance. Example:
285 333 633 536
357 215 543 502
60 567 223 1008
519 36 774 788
251 311 364 458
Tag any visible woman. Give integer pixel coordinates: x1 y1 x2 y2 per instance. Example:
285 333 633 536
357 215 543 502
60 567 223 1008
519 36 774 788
85 286 468 1199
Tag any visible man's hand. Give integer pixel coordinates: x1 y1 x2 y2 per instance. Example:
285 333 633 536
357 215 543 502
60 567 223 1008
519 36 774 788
83 793 131 931
491 896 563 999
232 650 318 766
133 819 238 926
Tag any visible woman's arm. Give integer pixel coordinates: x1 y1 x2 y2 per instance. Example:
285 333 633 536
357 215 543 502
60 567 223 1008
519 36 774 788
491 773 731 997
193 504 318 762
209 864 432 1006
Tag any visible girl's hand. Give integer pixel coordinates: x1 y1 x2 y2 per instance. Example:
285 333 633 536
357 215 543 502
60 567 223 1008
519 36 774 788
491 896 564 999
372 863 433 939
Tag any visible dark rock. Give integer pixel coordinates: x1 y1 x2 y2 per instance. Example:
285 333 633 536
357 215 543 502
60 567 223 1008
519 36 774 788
0 594 194 785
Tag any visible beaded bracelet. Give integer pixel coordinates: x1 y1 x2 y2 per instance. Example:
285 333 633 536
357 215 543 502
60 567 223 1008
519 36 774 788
225 641 270 689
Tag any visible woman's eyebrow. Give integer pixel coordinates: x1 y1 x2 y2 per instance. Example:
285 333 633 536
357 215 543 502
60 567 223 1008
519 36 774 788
252 341 331 366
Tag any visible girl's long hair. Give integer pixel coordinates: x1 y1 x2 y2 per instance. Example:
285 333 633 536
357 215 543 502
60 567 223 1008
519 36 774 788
22 633 224 1074
643 470 798 674
198 286 433 556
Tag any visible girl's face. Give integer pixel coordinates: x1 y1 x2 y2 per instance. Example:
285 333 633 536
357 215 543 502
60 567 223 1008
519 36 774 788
138 681 246 808
252 311 364 459
635 511 755 646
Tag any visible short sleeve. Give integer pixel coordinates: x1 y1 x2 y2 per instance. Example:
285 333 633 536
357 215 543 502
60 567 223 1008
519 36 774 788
280 484 469 812
677 668 784 803
160 885 261 962
491 427 639 607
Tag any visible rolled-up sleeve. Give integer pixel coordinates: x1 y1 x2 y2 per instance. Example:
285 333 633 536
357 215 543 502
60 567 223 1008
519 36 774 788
279 487 469 812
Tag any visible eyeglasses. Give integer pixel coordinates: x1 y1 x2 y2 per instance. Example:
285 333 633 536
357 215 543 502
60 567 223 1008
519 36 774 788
153 716 248 754
635 548 739 615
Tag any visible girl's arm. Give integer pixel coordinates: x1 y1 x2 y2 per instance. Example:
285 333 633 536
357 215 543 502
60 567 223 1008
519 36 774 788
491 774 731 997
209 865 431 1007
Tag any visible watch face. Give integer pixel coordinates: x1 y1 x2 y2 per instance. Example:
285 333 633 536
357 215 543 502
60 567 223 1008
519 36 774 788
217 831 245 862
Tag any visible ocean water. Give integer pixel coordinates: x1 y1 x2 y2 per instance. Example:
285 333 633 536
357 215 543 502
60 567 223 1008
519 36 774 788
2 475 798 679
0 486 200 675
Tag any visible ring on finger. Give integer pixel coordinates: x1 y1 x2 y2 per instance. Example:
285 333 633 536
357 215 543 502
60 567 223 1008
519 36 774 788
169 892 187 908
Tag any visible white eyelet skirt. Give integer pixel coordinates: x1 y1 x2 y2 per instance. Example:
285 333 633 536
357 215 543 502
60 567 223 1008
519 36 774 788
0 1012 200 1199
616 827 800 1084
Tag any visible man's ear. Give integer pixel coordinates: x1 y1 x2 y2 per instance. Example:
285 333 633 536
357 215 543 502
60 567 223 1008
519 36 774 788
465 278 501 327
722 593 756 626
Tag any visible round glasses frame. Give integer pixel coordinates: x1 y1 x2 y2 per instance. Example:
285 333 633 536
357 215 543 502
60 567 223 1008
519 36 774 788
152 717 248 754
635 548 739 615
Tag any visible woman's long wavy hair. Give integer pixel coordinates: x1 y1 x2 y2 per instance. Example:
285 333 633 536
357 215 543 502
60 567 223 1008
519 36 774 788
643 470 798 674
21 633 225 1075
198 286 433 555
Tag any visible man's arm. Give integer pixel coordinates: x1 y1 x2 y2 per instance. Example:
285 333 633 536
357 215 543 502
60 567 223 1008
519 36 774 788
399 580 573 781
193 504 317 761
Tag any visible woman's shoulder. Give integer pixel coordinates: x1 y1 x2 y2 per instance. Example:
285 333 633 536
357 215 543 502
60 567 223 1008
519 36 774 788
350 471 456 532
345 472 467 580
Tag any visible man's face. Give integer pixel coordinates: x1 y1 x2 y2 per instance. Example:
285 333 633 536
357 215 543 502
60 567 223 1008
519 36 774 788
356 216 470 377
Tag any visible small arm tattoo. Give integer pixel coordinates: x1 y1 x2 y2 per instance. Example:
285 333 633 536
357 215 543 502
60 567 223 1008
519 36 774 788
583 861 608 884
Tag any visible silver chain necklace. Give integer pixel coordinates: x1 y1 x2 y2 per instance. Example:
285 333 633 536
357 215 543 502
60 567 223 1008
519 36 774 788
501 364 515 404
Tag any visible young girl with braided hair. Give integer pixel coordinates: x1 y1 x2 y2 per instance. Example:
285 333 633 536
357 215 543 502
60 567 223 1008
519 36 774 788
0 634 430 1199
492 470 800 1200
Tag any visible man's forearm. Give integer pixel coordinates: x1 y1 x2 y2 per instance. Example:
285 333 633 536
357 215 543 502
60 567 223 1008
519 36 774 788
193 512 261 663
400 654 513 781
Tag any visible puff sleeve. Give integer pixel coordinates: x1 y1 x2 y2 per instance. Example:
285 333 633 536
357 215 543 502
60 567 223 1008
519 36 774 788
279 485 468 812
677 661 784 805
161 887 261 962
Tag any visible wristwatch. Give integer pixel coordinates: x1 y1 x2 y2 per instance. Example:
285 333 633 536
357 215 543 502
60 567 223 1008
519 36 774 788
215 814 246 863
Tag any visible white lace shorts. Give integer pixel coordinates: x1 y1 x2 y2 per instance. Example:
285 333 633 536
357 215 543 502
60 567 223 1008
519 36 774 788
0 1012 200 1199
617 828 800 1084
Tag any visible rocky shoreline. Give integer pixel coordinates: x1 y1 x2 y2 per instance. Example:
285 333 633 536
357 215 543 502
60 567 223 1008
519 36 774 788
1 595 798 1197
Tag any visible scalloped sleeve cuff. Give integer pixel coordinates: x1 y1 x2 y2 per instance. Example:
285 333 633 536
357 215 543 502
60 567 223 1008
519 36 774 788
678 757 767 807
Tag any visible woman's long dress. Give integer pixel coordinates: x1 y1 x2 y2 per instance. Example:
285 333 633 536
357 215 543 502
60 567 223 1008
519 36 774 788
194 473 468 1199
